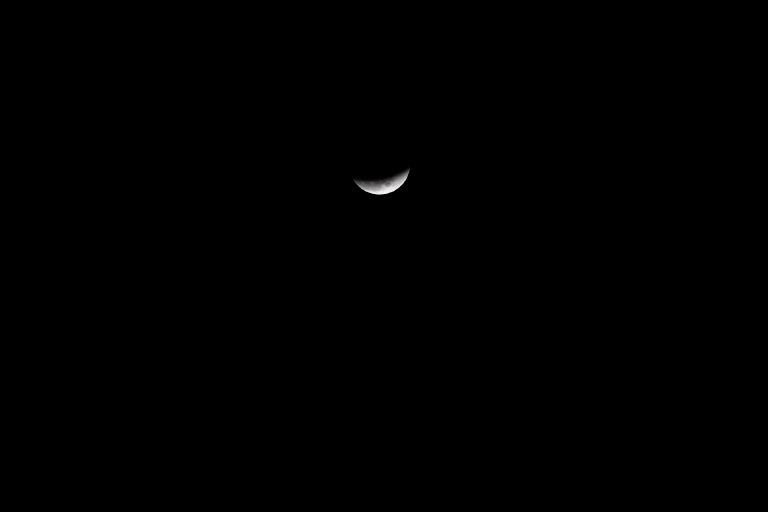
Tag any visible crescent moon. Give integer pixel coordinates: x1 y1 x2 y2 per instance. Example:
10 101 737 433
354 168 410 195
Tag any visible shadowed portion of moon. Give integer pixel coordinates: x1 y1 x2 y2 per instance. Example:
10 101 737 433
354 168 409 195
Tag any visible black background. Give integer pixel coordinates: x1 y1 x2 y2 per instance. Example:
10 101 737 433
14 6 688 477
53 3 661 383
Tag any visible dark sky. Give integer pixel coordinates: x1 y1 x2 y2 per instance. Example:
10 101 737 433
102 2 650 360
41 4 669 441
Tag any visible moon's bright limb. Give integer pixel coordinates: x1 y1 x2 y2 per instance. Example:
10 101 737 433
354 168 410 195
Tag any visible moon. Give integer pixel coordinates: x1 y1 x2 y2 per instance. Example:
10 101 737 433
354 168 410 195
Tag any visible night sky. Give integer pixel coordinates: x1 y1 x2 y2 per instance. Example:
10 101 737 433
99 1 642 375
51 6 658 459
